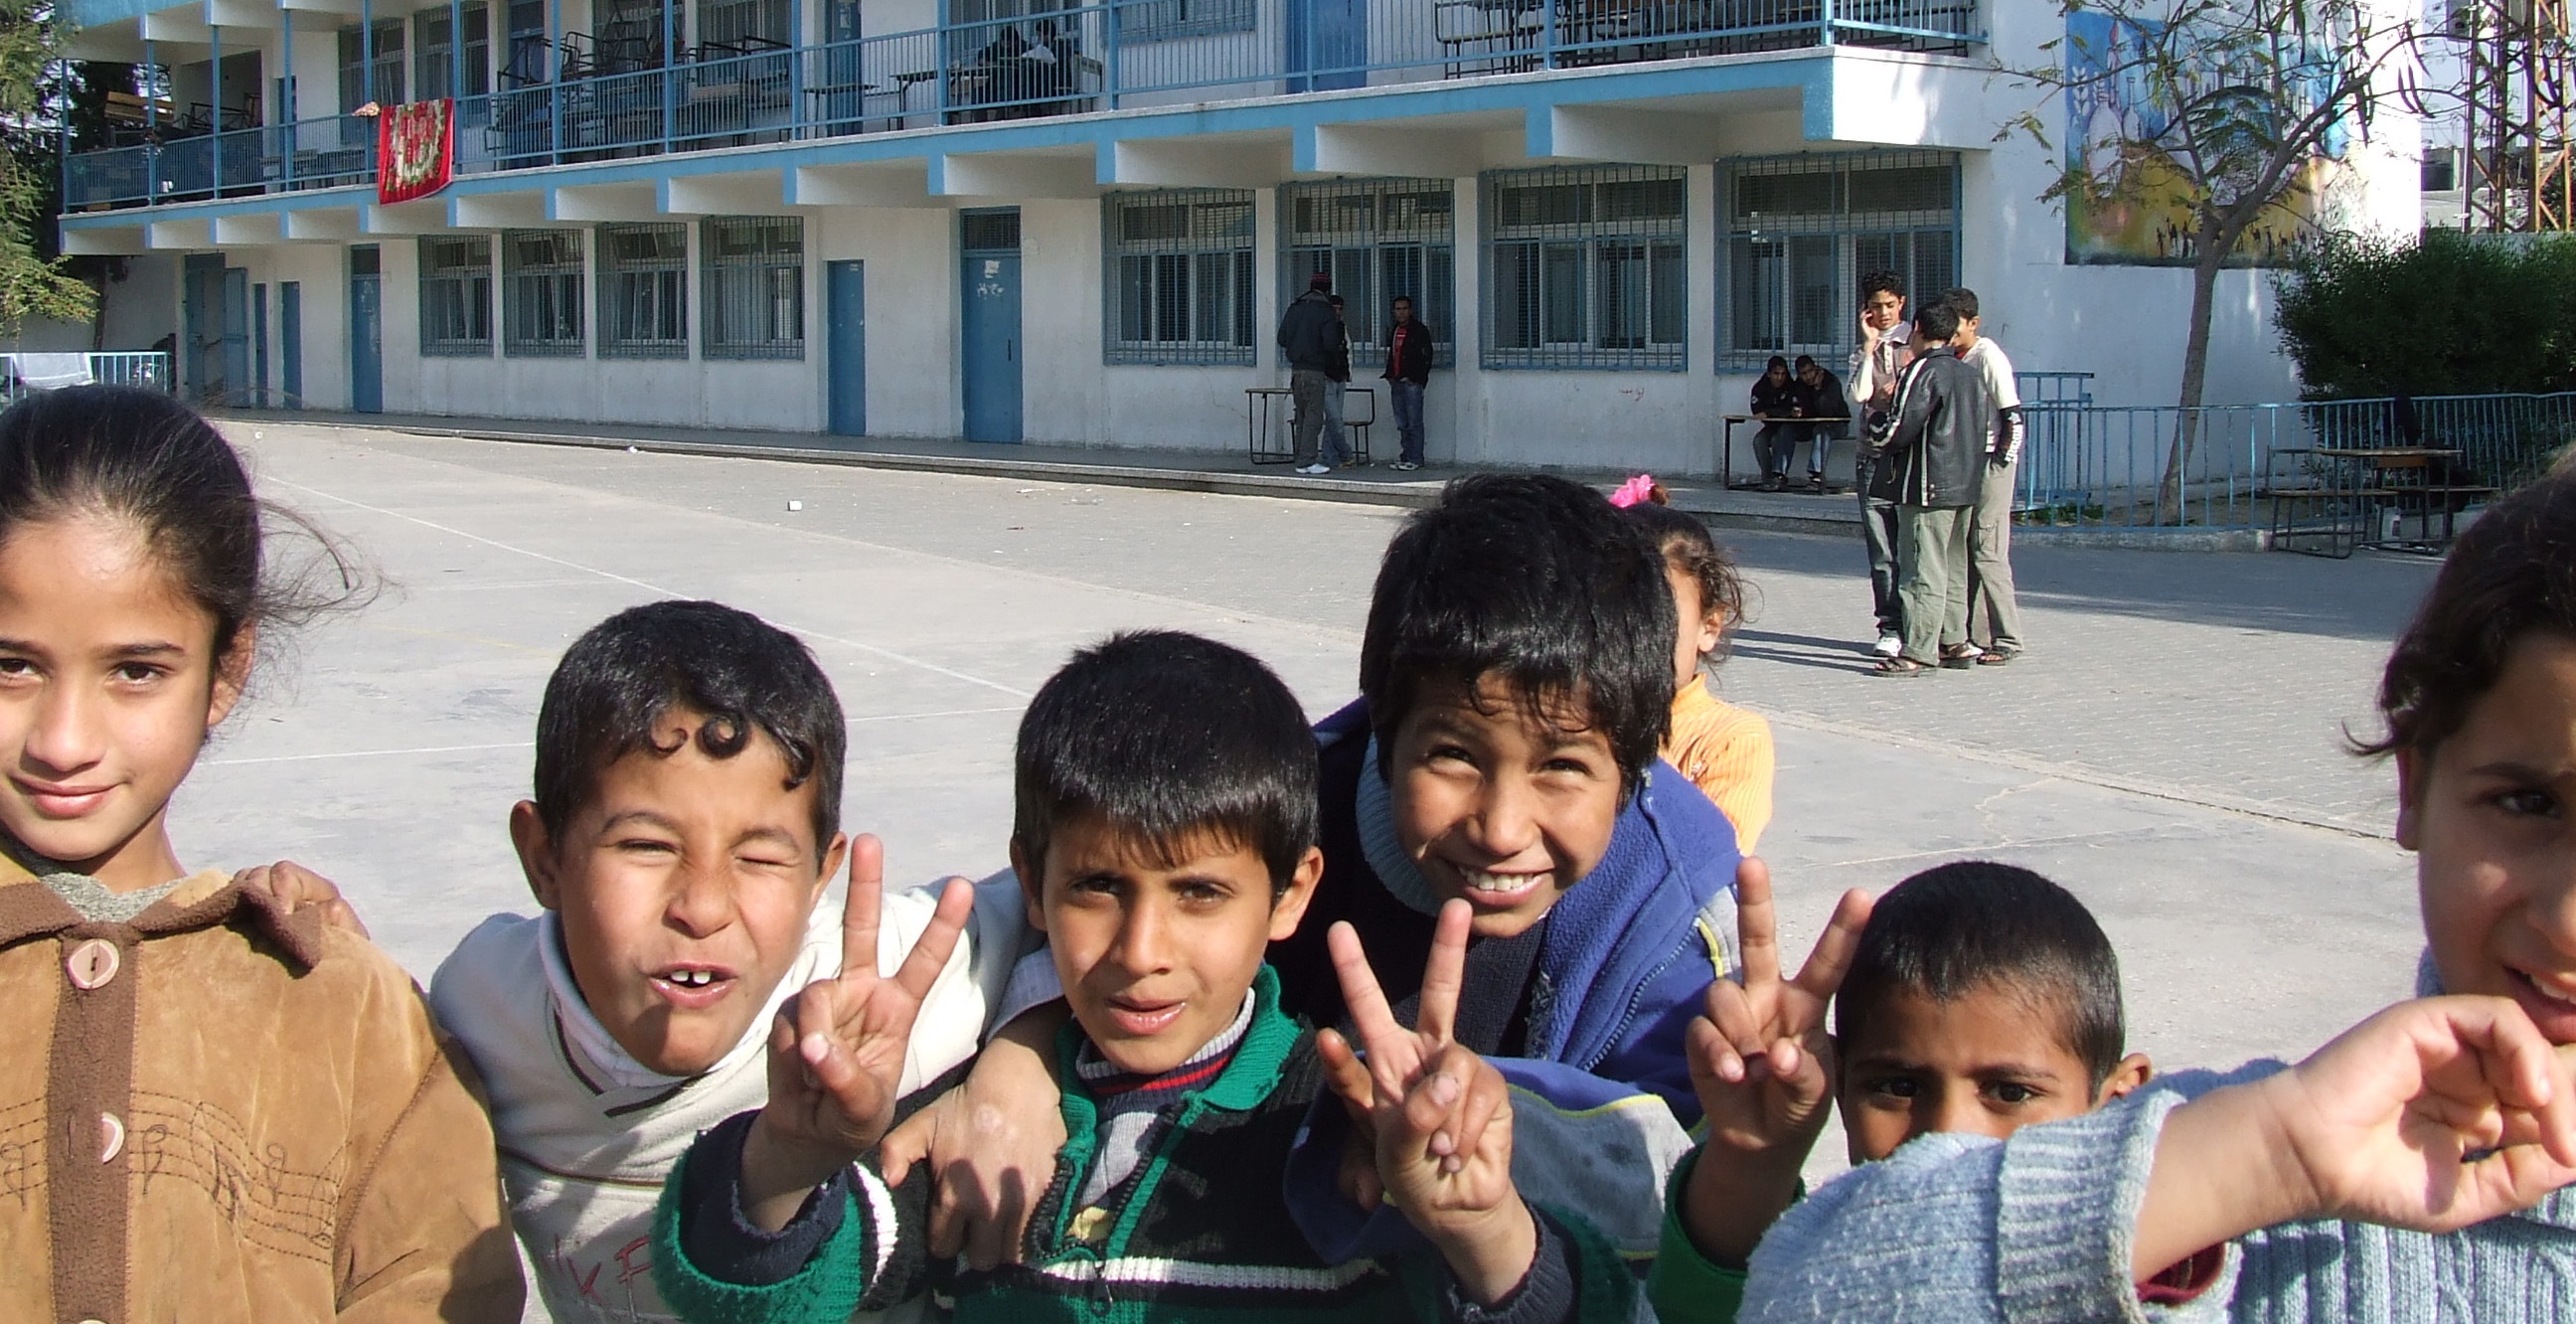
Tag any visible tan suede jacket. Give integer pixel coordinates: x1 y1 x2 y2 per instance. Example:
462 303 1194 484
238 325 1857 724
0 858 525 1323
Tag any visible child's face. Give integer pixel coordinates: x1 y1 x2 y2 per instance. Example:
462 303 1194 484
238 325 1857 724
1386 676 1621 939
1862 291 1904 332
1664 560 1723 694
1017 816 1321 1076
2399 630 2576 1045
513 710 843 1077
1835 982 2150 1165
0 514 243 891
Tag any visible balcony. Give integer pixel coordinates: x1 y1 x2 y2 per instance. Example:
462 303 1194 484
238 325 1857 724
64 0 1979 212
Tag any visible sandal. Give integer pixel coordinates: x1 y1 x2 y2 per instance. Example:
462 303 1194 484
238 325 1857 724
1940 644 1983 670
1977 647 2019 666
1870 657 1935 677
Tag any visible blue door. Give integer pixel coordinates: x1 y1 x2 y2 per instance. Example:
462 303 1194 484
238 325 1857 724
220 268 251 400
253 283 269 403
182 253 223 400
350 247 384 414
279 281 303 407
960 248 1022 443
826 260 867 436
1287 0 1366 91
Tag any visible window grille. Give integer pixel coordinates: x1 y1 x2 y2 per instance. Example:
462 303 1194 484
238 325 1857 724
503 229 583 357
702 216 804 360
418 235 493 356
962 208 1021 251
1720 150 1960 371
1482 165 1687 371
599 223 690 359
1117 0 1254 43
339 20 405 111
1280 178 1455 370
413 4 491 100
1103 190 1255 366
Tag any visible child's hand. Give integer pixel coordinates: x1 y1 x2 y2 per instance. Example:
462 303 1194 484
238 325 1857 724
1679 858 1871 1265
234 860 371 939
2134 996 2576 1281
739 836 975 1232
879 1002 1069 1268
1317 901 1535 1307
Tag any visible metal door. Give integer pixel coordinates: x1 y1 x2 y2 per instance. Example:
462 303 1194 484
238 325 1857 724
350 247 384 414
182 254 222 400
280 281 304 406
1287 0 1365 91
826 259 867 436
253 283 270 403
220 268 251 400
959 248 1021 443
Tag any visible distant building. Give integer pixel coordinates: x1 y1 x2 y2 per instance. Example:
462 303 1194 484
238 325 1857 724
56 0 2423 470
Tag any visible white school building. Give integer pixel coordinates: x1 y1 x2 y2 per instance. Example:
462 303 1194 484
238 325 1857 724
54 0 2424 474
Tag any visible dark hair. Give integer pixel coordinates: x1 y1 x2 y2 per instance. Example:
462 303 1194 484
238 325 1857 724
1836 861 2128 1087
0 385 362 667
1392 294 1414 306
1362 474 1675 801
1860 270 1906 302
1765 355 1790 374
1912 302 1960 344
2359 467 2576 757
1013 630 1318 895
1943 287 1981 321
1329 295 1346 308
1794 355 1819 370
534 600 845 857
1621 503 1747 663
1308 270 1333 289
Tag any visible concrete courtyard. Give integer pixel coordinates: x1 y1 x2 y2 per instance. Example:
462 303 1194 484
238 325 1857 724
184 420 2438 1207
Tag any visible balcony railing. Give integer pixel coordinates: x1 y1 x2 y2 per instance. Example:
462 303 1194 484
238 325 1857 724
67 0 1978 210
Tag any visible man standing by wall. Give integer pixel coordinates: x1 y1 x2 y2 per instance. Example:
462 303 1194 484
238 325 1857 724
1848 271 1912 658
1382 293 1433 471
1319 293 1356 470
1278 270 1339 473
1870 300 1994 677
1946 287 2026 665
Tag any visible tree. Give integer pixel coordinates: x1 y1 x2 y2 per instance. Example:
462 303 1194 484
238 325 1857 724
0 0 96 335
1999 0 2435 522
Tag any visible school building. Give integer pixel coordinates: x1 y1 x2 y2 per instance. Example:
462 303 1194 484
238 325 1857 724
53 0 2424 474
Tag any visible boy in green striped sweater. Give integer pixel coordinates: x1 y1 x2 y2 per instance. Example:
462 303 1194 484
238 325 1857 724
650 630 1628 1324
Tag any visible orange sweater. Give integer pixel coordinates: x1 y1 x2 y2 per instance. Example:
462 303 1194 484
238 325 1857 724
1663 678 1775 853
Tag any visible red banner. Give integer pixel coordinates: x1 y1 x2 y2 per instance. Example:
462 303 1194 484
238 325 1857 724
377 98 455 205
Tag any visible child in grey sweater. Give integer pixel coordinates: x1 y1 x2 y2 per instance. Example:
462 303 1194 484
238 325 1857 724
1738 469 2576 1322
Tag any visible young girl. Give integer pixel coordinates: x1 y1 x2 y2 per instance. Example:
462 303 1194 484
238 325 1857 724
1614 476 1775 851
0 387 522 1320
1735 466 2576 1321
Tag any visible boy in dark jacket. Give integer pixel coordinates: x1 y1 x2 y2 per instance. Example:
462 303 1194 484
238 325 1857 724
1279 272 1342 473
1867 302 1995 676
1381 295 1434 470
650 632 1625 1324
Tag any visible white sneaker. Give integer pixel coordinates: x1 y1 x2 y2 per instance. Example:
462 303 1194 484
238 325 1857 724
1871 632 1903 658
1296 463 1332 475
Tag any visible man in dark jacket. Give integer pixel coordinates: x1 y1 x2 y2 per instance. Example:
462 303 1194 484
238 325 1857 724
1277 270 1341 473
1868 301 1994 675
1382 293 1434 470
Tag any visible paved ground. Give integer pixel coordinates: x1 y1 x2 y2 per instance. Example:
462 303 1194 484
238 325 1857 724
183 420 2437 1219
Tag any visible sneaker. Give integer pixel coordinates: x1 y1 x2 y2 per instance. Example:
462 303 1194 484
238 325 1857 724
1393 460 1422 471
1871 632 1903 658
1296 463 1332 475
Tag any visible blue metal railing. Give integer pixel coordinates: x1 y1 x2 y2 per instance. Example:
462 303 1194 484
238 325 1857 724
0 352 175 405
68 0 1980 207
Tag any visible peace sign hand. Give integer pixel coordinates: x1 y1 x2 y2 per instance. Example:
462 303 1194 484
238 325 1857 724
1315 902 1538 1307
738 834 976 1233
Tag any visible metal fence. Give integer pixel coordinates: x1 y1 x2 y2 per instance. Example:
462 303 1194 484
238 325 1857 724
68 0 1981 206
0 352 174 406
2013 392 2576 533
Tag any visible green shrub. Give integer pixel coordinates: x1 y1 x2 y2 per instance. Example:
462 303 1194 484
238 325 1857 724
2273 230 2576 399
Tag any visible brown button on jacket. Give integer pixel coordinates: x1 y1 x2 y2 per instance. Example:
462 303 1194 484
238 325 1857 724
0 859 525 1322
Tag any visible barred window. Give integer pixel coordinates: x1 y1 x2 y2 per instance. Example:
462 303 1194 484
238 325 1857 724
503 229 583 357
418 235 492 356
1119 0 1253 42
414 4 490 100
1483 165 1687 371
1104 190 1255 366
1281 178 1455 370
1720 150 1959 370
598 223 689 359
702 217 804 360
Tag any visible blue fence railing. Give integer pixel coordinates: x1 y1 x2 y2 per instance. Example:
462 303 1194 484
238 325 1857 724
67 0 1980 208
0 352 174 405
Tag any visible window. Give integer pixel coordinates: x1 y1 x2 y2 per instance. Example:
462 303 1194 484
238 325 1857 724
1118 0 1254 42
503 230 583 356
702 216 804 360
418 235 493 355
1280 178 1455 370
1720 150 1959 370
1482 165 1687 370
414 4 491 100
599 223 689 358
339 20 405 111
1104 189 1254 366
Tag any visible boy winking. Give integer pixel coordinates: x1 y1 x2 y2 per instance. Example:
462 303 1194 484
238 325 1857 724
651 630 1625 1322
